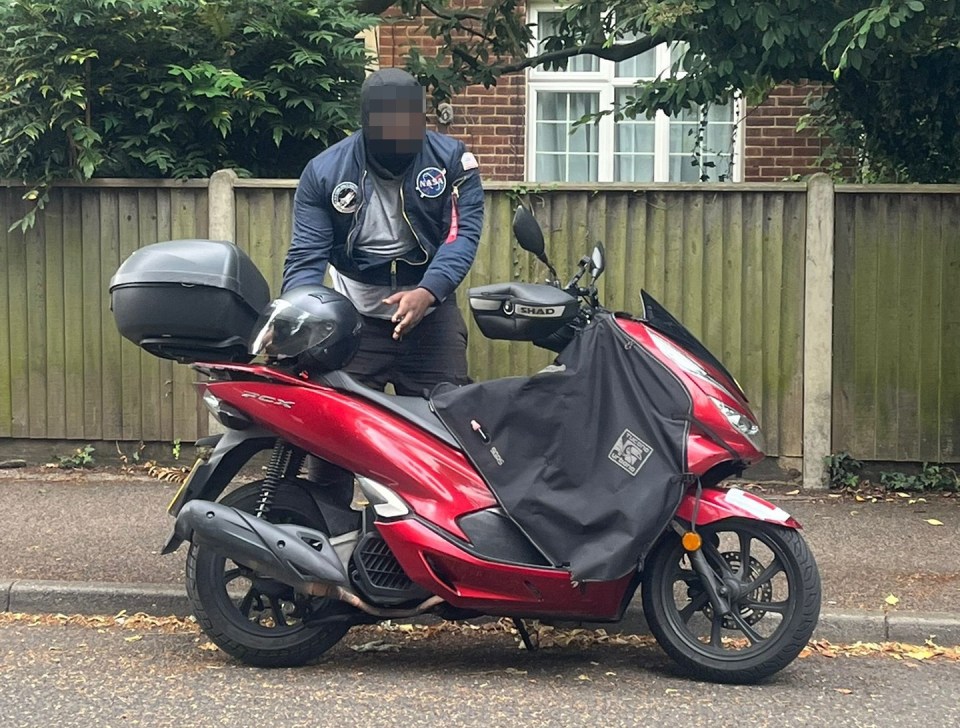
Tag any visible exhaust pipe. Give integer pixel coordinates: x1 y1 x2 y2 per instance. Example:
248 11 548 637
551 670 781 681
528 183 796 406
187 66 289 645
163 500 444 619
164 500 350 589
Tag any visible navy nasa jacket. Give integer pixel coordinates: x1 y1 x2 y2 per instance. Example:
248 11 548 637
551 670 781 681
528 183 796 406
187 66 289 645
282 130 484 303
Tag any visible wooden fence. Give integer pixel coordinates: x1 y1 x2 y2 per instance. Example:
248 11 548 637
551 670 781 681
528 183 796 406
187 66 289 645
2 175 959 474
1 181 210 443
832 188 960 462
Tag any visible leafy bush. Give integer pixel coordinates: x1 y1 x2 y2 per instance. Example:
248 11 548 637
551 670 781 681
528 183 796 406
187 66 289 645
825 451 863 489
0 0 374 227
880 463 960 493
56 445 96 469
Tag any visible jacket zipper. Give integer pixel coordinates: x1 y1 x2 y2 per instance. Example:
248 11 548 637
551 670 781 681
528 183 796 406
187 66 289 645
398 181 429 266
345 169 368 259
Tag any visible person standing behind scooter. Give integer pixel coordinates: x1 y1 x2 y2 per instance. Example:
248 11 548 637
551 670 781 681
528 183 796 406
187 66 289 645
282 67 484 498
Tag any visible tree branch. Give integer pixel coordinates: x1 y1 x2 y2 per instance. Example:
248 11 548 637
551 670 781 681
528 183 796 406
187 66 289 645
492 34 667 75
356 0 401 15
421 0 486 25
421 0 490 41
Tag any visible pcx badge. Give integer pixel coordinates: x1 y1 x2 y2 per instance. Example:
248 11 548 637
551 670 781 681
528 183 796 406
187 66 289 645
331 181 360 214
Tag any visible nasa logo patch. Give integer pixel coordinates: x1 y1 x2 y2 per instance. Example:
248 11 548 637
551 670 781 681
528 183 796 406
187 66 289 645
331 181 359 214
416 167 446 198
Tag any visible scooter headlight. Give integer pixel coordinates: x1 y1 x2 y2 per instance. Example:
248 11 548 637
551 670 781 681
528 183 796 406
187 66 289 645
711 397 764 451
650 332 737 400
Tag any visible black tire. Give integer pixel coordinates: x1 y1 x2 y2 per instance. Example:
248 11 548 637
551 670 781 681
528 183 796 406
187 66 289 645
641 518 821 684
185 480 350 667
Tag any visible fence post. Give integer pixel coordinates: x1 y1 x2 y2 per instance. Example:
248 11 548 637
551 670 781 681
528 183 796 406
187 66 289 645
205 169 238 436
803 173 835 490
208 169 238 242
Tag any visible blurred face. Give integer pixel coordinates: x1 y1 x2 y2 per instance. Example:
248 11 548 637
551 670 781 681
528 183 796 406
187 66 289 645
365 110 426 153
362 87 426 157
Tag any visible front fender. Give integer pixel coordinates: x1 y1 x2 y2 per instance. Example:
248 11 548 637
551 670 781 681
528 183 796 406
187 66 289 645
167 427 276 516
676 487 802 529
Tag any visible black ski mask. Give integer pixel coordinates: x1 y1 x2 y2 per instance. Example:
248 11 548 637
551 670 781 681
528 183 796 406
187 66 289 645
361 69 426 177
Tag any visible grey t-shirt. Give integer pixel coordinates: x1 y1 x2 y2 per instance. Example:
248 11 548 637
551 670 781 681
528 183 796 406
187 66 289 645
331 172 431 320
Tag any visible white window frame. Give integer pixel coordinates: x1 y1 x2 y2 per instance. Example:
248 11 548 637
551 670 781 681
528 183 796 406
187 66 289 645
525 4 745 183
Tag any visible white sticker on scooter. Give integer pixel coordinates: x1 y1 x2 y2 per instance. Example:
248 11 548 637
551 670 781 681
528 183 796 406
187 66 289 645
724 488 791 522
608 429 653 477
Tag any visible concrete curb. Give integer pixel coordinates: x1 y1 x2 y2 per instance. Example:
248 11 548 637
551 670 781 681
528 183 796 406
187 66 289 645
3 579 959 646
6 580 192 618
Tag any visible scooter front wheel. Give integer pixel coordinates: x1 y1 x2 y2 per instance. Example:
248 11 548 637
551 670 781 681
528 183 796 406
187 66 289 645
641 517 821 683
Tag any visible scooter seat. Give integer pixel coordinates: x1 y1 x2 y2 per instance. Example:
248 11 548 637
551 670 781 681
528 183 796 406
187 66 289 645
319 370 462 451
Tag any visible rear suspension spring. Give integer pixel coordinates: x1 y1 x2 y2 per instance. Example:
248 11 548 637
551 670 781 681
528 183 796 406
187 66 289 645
254 441 306 519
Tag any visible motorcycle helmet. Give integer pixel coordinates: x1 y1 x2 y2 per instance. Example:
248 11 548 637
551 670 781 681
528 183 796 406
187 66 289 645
250 286 362 373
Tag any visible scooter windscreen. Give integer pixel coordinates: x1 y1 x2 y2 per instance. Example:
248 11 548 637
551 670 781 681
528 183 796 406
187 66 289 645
639 290 745 401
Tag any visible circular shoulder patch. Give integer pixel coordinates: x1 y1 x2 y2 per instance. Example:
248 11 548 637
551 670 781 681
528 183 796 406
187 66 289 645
416 167 447 198
331 181 360 214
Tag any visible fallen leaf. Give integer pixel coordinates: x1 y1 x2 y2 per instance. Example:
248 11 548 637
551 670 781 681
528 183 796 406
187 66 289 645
605 671 617 676
577 674 591 681
350 640 401 653
905 648 938 661
835 688 853 695
885 594 900 606
897 492 911 498
926 519 944 526
197 642 219 652
908 499 917 505
855 495 866 502
124 635 143 642
786 489 800 496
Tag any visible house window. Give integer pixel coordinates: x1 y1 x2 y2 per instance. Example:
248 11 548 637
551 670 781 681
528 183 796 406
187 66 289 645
526 7 742 183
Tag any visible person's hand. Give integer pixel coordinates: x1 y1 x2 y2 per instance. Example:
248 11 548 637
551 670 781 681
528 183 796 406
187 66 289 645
383 288 436 340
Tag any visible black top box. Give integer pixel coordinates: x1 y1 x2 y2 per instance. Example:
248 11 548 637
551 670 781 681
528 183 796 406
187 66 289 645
110 239 271 363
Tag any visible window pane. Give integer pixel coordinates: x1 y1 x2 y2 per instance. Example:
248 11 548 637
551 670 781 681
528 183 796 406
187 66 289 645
615 46 657 79
667 101 736 182
536 154 564 182
537 12 599 73
615 154 654 182
534 92 600 182
613 89 655 182
670 42 690 71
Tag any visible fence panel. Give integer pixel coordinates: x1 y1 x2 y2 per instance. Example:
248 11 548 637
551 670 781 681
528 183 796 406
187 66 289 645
0 182 210 445
833 190 960 461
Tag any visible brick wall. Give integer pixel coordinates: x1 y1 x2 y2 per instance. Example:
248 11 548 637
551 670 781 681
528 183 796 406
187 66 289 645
377 12 527 180
378 12 824 183
743 84 827 182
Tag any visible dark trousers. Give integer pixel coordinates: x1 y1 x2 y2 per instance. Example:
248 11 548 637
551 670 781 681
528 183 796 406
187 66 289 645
306 296 471 499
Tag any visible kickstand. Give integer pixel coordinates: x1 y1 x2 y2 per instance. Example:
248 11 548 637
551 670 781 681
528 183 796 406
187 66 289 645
512 618 538 652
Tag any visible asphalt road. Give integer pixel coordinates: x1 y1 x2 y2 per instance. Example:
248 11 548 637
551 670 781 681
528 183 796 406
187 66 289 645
0 616 958 728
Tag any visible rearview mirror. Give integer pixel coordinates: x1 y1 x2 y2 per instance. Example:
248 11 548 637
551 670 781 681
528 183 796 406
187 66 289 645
590 243 605 278
512 205 546 259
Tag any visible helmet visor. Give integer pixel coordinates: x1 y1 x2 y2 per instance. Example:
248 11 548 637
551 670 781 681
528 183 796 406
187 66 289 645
250 299 337 359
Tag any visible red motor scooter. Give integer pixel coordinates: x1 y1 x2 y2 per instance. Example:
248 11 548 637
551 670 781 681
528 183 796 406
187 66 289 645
111 206 820 684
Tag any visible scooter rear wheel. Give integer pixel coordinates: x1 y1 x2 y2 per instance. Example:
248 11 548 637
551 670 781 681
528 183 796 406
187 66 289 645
641 517 821 683
185 480 350 667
